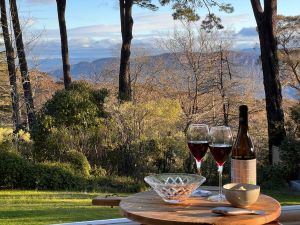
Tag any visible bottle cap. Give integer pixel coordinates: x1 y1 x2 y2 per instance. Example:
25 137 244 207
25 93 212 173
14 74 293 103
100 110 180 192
239 105 248 112
239 105 248 124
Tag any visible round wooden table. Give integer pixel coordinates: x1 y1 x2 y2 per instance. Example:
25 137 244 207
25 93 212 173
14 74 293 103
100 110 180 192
119 190 281 225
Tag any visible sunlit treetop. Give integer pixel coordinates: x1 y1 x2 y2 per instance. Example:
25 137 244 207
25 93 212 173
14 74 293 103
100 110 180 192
158 0 233 32
133 0 159 10
159 0 233 21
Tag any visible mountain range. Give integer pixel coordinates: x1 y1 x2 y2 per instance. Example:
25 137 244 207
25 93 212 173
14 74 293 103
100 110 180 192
28 49 298 100
31 49 260 78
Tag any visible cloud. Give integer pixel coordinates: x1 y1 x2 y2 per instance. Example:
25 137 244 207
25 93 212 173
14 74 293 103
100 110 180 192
28 36 161 61
220 14 255 28
237 27 258 37
27 10 259 60
232 26 259 49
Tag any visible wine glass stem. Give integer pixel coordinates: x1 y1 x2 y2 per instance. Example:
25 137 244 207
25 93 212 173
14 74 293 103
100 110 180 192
218 165 223 197
196 160 202 175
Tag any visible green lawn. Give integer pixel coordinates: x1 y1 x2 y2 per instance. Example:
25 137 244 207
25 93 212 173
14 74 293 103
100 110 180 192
262 189 300 206
0 190 124 225
0 189 299 225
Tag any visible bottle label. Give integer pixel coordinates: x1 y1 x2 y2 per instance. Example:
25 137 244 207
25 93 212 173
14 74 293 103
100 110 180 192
231 159 256 185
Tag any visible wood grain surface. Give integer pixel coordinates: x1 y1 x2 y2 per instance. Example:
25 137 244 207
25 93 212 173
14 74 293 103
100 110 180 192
119 190 281 225
92 196 124 207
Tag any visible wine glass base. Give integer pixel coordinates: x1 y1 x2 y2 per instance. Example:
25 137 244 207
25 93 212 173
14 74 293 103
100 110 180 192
191 189 212 197
208 194 226 202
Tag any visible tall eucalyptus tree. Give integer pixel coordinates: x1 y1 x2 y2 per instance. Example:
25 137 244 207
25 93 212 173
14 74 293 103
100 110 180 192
9 0 35 131
0 0 20 132
56 0 71 89
250 0 286 164
118 0 158 101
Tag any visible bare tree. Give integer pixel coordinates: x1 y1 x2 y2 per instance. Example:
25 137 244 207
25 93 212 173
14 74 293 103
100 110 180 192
250 0 286 164
0 0 20 131
56 0 71 89
277 15 300 91
159 23 218 126
9 0 35 131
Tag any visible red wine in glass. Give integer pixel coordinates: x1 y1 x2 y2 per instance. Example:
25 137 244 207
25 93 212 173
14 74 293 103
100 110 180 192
209 144 232 166
208 126 233 202
186 124 211 197
188 141 209 162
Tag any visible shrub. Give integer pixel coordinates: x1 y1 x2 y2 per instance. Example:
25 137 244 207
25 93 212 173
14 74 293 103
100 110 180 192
0 148 85 191
33 127 73 161
291 104 300 126
91 166 107 177
257 164 288 189
62 150 91 177
32 81 108 161
40 81 107 128
103 97 188 178
0 127 13 143
279 137 300 180
0 148 30 188
35 161 86 191
88 175 145 193
0 145 142 192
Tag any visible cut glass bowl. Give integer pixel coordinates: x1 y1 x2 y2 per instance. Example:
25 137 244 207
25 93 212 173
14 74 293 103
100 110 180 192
144 173 206 203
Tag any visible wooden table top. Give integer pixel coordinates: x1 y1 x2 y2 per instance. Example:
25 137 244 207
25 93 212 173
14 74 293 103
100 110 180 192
119 190 281 225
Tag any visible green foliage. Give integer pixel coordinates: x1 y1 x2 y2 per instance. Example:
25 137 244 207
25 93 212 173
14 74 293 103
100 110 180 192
159 0 233 22
0 127 13 143
133 0 158 11
0 147 141 192
0 127 31 144
35 161 86 191
0 147 85 190
291 104 300 129
256 104 300 189
62 150 91 177
32 81 108 161
200 153 231 185
90 166 107 177
89 175 145 193
0 148 31 188
257 164 288 189
40 81 106 128
103 97 188 178
32 126 72 161
279 137 300 180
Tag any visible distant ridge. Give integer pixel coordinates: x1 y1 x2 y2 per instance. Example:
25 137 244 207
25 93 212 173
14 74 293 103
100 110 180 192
44 50 260 79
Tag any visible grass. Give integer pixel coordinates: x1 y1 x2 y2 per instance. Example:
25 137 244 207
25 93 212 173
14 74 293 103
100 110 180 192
0 190 125 225
262 188 300 206
0 189 299 225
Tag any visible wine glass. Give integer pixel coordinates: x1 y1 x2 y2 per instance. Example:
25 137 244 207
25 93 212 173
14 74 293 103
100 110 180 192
208 126 233 202
187 123 211 197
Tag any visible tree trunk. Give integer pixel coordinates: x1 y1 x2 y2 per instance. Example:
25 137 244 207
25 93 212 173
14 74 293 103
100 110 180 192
56 0 71 89
0 0 20 132
250 0 286 164
119 0 133 101
9 0 35 131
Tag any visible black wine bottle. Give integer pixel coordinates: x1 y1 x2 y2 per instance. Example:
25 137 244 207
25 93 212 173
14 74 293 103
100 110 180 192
231 105 256 184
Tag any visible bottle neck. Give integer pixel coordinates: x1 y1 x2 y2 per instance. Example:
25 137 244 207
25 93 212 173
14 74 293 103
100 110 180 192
238 115 248 132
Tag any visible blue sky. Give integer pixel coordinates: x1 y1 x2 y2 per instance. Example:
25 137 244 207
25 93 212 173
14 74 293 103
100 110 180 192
18 0 300 60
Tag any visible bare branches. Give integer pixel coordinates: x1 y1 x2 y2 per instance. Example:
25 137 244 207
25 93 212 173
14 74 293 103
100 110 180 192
277 15 300 91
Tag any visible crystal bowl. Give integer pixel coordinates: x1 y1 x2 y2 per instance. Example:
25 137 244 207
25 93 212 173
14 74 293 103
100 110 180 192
144 173 206 203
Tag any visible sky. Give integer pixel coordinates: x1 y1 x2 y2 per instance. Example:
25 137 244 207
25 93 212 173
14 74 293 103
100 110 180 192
17 0 300 60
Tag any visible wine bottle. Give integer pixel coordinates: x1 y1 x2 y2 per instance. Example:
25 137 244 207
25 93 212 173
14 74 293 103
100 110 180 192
231 105 256 184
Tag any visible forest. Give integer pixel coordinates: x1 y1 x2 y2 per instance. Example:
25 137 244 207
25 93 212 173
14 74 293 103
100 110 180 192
0 0 299 193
